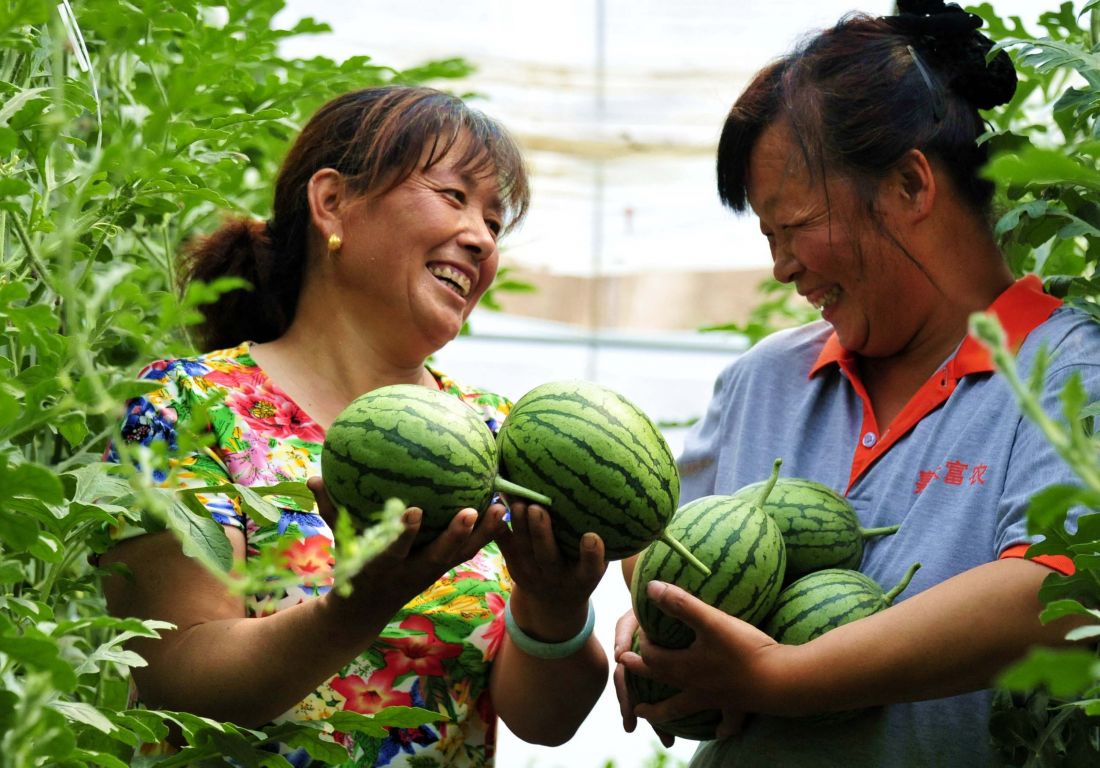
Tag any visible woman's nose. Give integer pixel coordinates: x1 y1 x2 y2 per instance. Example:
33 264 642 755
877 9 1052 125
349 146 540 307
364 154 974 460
459 217 496 262
772 246 801 284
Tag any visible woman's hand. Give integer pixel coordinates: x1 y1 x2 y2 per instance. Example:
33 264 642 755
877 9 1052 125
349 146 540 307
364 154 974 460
612 609 678 747
618 580 793 737
308 476 506 626
493 499 607 639
490 499 610 745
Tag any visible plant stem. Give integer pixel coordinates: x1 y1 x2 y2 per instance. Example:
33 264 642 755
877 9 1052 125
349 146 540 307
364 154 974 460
36 537 87 605
860 524 901 539
753 458 783 509
659 531 712 577
884 562 922 605
493 477 552 507
9 215 55 295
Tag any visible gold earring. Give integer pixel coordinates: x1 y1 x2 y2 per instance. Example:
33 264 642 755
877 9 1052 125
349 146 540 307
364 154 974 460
327 233 342 253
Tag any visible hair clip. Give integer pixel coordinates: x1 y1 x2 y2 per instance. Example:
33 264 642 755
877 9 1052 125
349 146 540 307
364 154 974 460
907 45 946 123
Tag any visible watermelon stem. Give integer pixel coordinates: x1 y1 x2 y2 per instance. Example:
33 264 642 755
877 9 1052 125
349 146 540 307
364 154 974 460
883 561 922 605
493 477 553 507
753 458 784 509
860 524 901 539
660 532 712 577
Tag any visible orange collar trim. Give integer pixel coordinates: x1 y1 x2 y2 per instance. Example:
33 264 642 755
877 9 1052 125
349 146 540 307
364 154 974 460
808 275 1062 379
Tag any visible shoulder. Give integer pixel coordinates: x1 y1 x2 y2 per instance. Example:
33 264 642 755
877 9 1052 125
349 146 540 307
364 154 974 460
715 321 833 389
1019 305 1100 379
135 343 253 388
428 366 512 433
748 321 833 363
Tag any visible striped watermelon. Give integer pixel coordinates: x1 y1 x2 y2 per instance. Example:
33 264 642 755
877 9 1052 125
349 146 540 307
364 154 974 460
321 384 548 545
761 563 920 722
496 380 707 573
762 562 921 645
733 477 900 583
624 630 720 740
630 460 787 649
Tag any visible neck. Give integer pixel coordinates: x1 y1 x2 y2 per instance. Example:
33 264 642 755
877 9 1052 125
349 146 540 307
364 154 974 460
252 302 437 429
859 233 1013 427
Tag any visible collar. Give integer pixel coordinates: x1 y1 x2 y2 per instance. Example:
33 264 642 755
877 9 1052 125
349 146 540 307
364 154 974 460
808 275 1062 379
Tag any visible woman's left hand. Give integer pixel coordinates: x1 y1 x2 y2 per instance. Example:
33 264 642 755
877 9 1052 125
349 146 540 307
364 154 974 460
494 499 607 640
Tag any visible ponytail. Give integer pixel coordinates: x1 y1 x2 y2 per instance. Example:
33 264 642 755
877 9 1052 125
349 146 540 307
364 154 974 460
179 217 304 352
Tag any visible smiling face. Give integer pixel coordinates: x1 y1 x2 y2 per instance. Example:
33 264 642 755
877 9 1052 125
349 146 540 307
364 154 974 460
328 133 504 361
746 122 938 359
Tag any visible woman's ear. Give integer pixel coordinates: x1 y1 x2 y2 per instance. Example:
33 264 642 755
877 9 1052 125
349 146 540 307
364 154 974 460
306 168 346 244
890 148 936 224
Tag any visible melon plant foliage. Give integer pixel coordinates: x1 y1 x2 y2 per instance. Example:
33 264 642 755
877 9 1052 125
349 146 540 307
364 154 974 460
0 1 482 765
969 2 1100 765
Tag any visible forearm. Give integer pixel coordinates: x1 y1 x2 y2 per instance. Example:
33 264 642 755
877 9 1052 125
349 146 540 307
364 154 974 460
493 636 607 745
771 558 1076 716
104 528 410 727
130 587 402 726
491 587 608 745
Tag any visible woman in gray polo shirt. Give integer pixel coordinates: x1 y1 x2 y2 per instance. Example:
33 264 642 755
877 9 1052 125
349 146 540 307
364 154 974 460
615 2 1100 766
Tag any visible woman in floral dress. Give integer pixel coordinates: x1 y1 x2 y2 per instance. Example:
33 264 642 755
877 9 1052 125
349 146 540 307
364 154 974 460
102 86 608 767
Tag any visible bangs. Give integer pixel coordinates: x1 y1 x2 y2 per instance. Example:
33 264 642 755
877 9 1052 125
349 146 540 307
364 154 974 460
421 111 530 235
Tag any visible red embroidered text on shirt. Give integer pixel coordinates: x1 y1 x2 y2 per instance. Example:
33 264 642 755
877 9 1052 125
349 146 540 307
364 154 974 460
914 460 988 494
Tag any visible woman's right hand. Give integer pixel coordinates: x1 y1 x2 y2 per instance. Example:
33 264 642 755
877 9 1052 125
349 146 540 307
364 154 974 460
613 608 677 748
308 476 506 624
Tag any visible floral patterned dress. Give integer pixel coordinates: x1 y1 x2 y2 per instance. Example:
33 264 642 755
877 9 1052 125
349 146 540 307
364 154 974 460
107 343 513 767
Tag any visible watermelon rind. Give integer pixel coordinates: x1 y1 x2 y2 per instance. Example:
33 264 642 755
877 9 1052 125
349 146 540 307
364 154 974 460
734 477 899 583
496 379 681 560
762 562 922 645
321 384 499 545
631 494 786 649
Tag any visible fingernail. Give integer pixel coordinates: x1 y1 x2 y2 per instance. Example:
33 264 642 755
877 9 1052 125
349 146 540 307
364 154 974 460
582 532 598 551
404 508 422 525
646 580 668 598
463 511 477 529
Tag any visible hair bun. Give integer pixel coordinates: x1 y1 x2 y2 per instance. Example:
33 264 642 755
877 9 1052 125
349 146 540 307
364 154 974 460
884 0 1017 110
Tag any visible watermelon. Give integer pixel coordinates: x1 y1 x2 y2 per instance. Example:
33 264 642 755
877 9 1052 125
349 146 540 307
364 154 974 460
630 460 786 649
762 562 921 645
733 477 900 583
624 630 721 740
496 380 708 574
321 384 549 545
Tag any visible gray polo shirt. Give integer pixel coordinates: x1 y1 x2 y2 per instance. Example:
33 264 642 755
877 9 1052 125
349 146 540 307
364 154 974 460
679 278 1100 767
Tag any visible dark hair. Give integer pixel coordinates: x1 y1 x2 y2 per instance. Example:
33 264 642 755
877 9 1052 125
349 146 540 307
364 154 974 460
717 4 1017 218
182 86 531 352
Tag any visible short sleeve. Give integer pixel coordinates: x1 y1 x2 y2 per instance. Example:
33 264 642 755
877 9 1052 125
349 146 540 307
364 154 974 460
106 360 245 539
995 352 1100 564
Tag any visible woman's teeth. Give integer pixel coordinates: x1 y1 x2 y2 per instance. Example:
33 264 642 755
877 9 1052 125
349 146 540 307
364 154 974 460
428 264 471 297
813 287 840 310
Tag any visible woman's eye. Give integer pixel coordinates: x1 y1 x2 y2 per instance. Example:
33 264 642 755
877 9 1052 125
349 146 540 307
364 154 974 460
486 220 502 238
444 188 466 203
